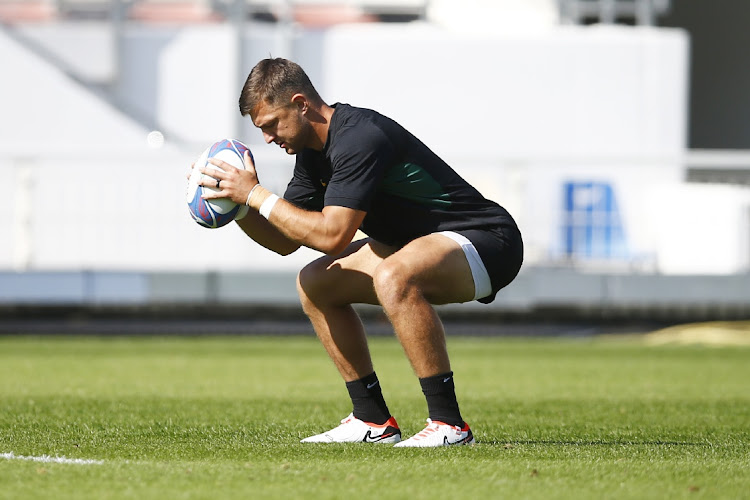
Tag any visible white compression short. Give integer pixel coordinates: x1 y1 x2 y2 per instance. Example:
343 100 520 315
437 231 492 301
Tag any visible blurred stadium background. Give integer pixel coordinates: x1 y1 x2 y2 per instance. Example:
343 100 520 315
1 0 749 333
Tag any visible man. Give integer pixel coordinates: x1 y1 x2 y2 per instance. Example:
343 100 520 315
198 58 523 447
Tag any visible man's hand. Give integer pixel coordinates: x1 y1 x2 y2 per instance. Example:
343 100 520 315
196 149 364 256
198 151 259 205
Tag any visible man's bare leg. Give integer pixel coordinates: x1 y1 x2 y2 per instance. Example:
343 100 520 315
372 234 475 378
296 239 405 443
297 234 478 445
373 234 478 446
296 238 394 381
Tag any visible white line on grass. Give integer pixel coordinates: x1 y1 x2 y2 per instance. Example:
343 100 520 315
1 452 103 465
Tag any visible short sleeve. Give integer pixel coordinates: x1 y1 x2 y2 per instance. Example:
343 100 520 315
324 125 395 212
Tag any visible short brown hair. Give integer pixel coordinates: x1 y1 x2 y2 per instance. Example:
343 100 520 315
239 58 322 116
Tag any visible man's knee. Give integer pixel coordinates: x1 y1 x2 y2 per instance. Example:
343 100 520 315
296 257 332 309
373 258 415 307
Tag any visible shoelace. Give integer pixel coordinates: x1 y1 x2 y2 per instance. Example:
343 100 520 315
414 419 454 439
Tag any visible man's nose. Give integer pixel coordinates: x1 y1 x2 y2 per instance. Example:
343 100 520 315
263 131 275 144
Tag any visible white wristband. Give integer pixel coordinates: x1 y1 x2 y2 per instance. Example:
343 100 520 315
245 184 261 206
259 194 280 220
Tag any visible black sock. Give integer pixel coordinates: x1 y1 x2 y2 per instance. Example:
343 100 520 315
419 371 464 427
345 372 392 425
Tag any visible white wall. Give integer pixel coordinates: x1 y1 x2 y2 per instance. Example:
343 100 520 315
318 24 687 159
0 29 145 152
315 23 689 269
1 148 324 272
646 184 750 275
3 21 719 274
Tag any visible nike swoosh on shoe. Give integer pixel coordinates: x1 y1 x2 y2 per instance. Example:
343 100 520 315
363 429 400 443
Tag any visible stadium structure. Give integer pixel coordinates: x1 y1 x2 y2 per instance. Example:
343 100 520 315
1 0 749 329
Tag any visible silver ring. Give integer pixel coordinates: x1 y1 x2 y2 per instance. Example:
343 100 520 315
216 179 221 189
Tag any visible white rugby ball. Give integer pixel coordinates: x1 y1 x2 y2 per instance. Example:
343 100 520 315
186 139 251 228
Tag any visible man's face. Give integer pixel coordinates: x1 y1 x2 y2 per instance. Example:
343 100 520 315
251 99 310 155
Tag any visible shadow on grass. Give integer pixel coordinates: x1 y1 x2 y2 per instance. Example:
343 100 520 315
479 439 705 447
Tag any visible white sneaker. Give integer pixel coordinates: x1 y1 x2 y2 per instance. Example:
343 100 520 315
300 413 401 443
393 419 475 447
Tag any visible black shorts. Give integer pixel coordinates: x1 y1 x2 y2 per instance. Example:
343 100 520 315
453 224 524 304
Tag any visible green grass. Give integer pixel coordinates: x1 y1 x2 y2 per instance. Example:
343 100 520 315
0 334 748 499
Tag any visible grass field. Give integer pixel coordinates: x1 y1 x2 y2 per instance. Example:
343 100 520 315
0 333 748 499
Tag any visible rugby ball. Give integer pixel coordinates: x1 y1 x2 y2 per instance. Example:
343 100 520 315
186 139 252 228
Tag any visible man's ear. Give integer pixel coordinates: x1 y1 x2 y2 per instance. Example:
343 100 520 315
291 93 308 113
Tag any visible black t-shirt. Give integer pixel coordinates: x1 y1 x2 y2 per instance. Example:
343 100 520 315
283 103 517 247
